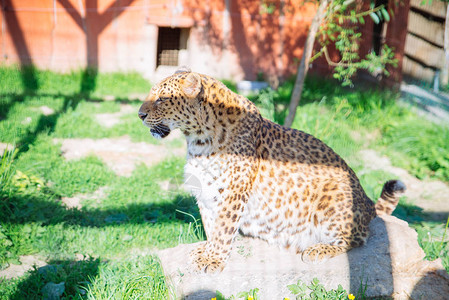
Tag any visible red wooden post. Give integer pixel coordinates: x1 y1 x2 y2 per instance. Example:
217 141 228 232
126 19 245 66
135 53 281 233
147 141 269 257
383 0 411 88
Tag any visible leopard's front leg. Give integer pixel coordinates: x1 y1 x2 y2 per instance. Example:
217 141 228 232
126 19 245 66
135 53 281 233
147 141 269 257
190 191 248 273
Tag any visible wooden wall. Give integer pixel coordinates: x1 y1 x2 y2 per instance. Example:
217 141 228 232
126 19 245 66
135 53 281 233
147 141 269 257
403 0 448 84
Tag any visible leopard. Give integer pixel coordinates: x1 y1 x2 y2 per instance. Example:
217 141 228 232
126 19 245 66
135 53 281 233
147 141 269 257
138 67 406 273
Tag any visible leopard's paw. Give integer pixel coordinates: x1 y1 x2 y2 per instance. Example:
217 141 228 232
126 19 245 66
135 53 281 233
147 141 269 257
189 243 226 273
301 244 332 264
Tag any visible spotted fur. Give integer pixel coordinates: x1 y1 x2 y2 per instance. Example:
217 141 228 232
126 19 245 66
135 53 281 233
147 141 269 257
138 69 406 273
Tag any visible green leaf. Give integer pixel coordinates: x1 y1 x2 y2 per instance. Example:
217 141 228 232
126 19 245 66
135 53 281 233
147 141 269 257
358 16 365 24
381 7 390 22
369 12 380 24
287 284 301 294
376 10 383 20
215 290 227 300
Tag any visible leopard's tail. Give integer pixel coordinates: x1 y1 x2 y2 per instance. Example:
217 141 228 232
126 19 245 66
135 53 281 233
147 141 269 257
375 180 406 215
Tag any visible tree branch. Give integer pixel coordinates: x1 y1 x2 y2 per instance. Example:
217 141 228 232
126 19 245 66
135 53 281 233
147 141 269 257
284 0 331 127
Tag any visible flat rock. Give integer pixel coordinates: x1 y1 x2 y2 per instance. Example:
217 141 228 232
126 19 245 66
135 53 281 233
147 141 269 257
158 215 449 299
41 282 65 300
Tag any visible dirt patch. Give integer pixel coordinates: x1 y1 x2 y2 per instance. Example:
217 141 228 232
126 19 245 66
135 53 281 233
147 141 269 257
94 104 135 128
0 142 13 154
359 149 449 219
350 129 380 148
39 106 55 116
55 133 186 176
61 186 108 209
0 255 47 279
102 93 147 102
128 93 148 101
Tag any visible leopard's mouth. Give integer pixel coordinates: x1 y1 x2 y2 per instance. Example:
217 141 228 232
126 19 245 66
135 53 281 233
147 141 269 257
150 123 171 139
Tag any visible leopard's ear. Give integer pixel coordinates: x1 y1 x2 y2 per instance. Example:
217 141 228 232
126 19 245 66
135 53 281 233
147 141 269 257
182 72 202 98
175 66 191 74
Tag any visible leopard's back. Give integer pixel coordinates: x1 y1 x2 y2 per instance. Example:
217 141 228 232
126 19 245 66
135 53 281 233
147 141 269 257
240 120 376 256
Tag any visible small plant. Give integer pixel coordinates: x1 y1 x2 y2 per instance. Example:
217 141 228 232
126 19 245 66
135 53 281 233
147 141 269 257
11 170 45 192
0 147 18 193
176 209 206 244
287 278 349 299
236 244 253 258
215 287 260 300
0 225 14 270
412 217 449 271
236 288 260 300
216 279 358 300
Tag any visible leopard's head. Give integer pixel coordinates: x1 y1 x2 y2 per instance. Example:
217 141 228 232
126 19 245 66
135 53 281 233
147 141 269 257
138 68 202 139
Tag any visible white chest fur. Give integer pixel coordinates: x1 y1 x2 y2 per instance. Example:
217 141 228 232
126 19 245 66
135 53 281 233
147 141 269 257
184 153 230 236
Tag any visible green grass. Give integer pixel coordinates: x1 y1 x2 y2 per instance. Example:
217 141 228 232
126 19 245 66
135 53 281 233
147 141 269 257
0 66 196 298
412 218 449 263
0 66 152 146
0 256 171 300
84 256 172 299
380 120 449 181
254 76 449 184
0 66 150 98
0 66 448 299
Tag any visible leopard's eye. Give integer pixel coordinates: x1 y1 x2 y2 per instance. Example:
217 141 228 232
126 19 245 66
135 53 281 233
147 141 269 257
156 97 169 103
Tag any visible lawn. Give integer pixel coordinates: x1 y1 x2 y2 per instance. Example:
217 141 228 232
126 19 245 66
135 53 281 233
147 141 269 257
0 66 448 299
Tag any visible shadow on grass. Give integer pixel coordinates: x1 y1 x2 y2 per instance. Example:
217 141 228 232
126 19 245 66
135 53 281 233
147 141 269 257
393 200 449 224
0 90 144 155
0 66 99 155
7 258 100 300
1 191 200 227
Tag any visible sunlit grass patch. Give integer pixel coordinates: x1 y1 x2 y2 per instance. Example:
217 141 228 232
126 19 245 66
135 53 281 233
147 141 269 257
46 156 115 197
111 110 160 143
85 256 172 300
0 66 151 97
380 120 449 181
412 218 449 271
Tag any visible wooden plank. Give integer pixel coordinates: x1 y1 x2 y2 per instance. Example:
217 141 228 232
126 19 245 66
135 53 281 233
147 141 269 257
404 33 445 69
410 0 447 19
408 11 444 47
402 56 435 82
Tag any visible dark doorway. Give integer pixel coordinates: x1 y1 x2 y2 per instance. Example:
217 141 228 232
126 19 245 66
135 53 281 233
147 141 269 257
372 0 389 55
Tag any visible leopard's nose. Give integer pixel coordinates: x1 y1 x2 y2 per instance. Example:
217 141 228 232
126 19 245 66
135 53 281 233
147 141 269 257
138 111 148 121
